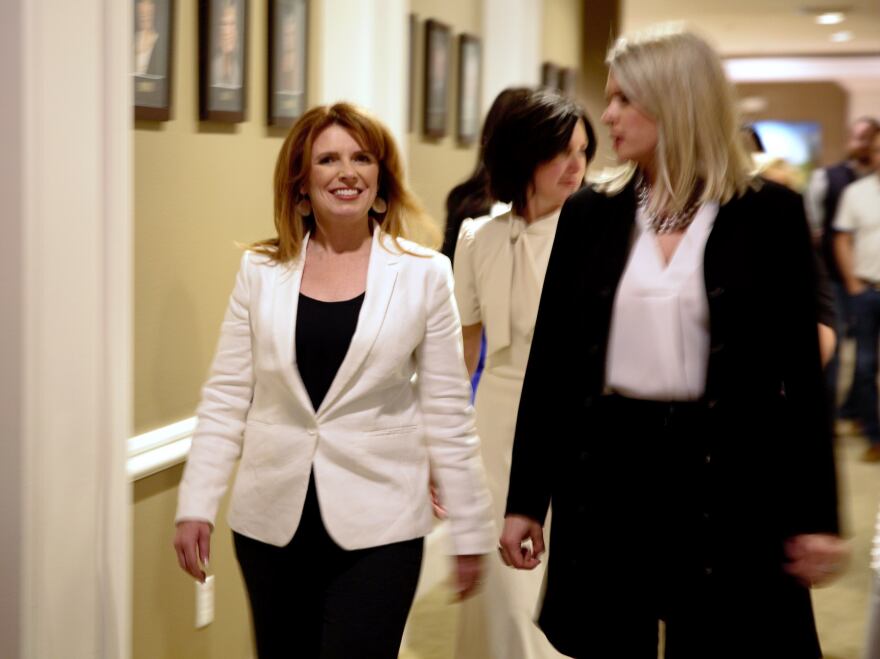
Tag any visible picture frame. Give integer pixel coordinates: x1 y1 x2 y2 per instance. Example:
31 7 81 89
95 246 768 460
560 67 577 97
267 0 308 127
199 0 249 123
456 34 481 145
133 0 175 121
422 19 451 139
541 62 560 91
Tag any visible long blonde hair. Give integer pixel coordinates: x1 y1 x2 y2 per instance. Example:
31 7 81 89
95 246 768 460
251 102 439 262
596 26 753 214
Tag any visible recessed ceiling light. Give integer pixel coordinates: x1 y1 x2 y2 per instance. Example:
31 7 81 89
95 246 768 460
830 30 854 42
816 12 846 24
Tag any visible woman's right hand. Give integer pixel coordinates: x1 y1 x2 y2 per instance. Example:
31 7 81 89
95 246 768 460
499 514 545 570
173 520 212 583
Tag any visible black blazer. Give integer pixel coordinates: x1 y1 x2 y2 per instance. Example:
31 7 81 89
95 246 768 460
505 177 839 654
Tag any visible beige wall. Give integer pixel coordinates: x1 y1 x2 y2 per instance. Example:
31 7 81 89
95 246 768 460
542 0 583 68
735 81 848 166
134 467 252 659
407 1 482 229
581 0 620 170
134 0 321 434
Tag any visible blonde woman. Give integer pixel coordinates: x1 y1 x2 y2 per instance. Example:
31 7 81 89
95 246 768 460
173 103 494 658
500 28 847 658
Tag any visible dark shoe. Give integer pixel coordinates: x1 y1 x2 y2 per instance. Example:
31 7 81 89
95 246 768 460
861 445 880 463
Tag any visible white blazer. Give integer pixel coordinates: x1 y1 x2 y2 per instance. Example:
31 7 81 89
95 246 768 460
176 229 495 554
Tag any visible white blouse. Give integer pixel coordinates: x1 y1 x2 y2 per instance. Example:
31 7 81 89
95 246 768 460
605 201 719 401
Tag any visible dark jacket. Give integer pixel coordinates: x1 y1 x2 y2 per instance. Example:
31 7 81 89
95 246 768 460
821 162 858 281
505 178 839 656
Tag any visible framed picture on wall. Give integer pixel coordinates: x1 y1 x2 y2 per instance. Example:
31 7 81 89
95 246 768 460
423 19 451 139
457 34 481 145
560 67 577 97
541 62 560 91
199 0 248 122
267 0 308 127
133 0 175 120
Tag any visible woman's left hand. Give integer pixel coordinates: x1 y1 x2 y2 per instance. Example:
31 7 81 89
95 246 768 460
453 554 484 600
784 533 850 588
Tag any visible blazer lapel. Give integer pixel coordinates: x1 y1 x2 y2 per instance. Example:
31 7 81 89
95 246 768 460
316 229 400 417
273 235 315 415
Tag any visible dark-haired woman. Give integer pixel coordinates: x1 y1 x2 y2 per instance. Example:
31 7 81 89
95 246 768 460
442 87 531 264
453 89 596 659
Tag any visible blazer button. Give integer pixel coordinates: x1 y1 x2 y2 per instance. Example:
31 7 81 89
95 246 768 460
710 342 725 354
579 450 590 462
584 396 594 409
704 454 712 465
588 344 599 356
704 566 714 576
707 399 719 409
599 286 613 298
708 287 725 299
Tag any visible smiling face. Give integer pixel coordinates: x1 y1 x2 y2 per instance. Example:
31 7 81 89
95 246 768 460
601 73 658 171
529 119 589 214
304 124 380 226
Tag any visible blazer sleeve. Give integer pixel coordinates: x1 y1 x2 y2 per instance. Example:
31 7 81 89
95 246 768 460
416 255 495 555
176 251 255 526
771 187 840 536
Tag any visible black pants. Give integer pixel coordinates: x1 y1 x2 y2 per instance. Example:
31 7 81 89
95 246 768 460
564 395 820 659
233 475 424 659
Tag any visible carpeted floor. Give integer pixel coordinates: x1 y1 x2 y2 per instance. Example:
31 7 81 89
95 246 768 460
401 424 879 659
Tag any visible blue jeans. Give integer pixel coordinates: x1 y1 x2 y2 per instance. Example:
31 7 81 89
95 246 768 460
828 281 858 418
849 288 880 446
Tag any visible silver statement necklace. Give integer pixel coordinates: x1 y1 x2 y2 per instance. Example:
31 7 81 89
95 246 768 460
635 175 701 235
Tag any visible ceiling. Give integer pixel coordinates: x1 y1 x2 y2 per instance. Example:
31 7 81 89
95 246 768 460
621 0 880 56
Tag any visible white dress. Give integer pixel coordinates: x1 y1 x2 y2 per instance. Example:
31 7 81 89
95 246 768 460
453 208 566 659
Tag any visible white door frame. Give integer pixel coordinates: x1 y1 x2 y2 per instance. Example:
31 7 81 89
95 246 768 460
1 1 132 657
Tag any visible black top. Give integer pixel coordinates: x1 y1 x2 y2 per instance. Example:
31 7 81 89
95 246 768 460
295 292 365 411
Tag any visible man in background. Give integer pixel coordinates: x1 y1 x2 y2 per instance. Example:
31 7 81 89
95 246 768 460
806 117 880 423
833 128 880 462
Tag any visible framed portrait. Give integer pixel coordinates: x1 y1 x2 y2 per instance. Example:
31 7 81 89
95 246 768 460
199 0 248 122
560 67 577 97
133 0 174 120
541 62 560 91
267 0 308 127
456 34 481 145
423 19 451 139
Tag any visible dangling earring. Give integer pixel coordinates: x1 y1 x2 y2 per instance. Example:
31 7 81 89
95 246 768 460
296 195 312 216
371 197 387 214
